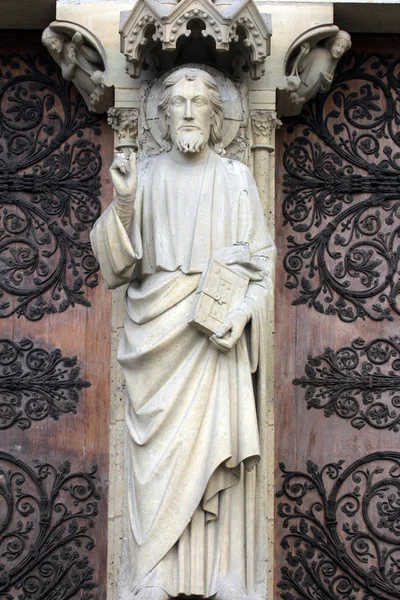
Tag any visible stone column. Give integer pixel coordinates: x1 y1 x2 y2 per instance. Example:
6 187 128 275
105 104 139 600
250 109 282 229
250 107 281 600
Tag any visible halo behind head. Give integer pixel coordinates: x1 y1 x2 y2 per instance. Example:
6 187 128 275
157 67 224 154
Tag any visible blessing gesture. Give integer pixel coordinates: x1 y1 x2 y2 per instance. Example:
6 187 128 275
110 151 138 201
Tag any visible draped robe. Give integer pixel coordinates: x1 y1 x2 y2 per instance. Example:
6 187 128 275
90 150 275 598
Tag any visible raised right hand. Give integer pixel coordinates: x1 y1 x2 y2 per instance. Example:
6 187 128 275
110 151 138 201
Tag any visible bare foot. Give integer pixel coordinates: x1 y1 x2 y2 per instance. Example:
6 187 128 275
134 587 169 600
215 586 249 600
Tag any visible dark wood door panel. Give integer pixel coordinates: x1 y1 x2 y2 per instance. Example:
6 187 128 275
275 35 400 600
0 32 113 599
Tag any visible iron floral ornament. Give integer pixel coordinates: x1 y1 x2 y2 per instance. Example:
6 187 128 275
0 453 100 600
294 335 400 432
0 337 90 430
282 50 400 322
0 53 102 320
276 452 400 600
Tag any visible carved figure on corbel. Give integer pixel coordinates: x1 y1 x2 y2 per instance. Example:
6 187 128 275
42 21 113 114
107 107 139 151
277 25 351 117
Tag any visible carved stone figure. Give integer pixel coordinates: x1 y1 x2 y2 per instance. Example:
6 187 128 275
283 30 351 116
42 25 110 113
90 67 275 600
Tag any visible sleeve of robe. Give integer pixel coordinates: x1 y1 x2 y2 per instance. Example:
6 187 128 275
236 166 276 583
90 194 143 290
235 165 276 370
233 164 276 486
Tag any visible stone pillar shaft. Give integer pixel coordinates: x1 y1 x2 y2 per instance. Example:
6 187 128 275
250 109 281 228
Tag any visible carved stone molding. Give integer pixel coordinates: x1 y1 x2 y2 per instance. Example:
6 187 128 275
107 107 139 150
120 0 271 79
0 452 100 599
250 109 282 151
277 452 400 600
277 25 351 117
0 338 90 431
42 20 113 113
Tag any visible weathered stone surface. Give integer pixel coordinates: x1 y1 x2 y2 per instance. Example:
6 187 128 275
91 66 276 600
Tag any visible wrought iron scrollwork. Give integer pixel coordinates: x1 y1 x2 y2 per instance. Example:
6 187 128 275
0 337 90 430
0 452 100 599
294 336 400 432
282 51 400 322
277 452 400 600
0 53 102 321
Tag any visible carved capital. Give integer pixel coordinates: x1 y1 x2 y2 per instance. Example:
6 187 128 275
107 107 139 150
250 110 282 151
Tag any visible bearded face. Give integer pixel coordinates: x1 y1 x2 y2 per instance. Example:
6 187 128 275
168 77 212 154
174 128 207 153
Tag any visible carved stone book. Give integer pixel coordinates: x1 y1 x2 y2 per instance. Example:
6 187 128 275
189 260 249 336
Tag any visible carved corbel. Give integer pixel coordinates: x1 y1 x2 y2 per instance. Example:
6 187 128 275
119 0 271 80
277 25 352 117
107 108 139 151
42 21 113 114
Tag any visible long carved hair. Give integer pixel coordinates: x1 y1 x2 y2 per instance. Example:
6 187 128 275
325 30 352 52
157 68 224 154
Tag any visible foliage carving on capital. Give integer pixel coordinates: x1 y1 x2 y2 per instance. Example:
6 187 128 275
108 107 139 150
120 0 271 79
277 25 351 117
42 20 113 114
250 110 282 148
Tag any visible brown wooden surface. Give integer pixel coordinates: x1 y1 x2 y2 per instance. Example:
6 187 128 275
0 32 113 598
275 35 400 599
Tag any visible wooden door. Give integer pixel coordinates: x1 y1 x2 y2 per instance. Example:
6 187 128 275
0 32 113 599
275 35 400 600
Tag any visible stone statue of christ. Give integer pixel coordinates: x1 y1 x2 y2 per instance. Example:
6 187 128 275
90 67 275 600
